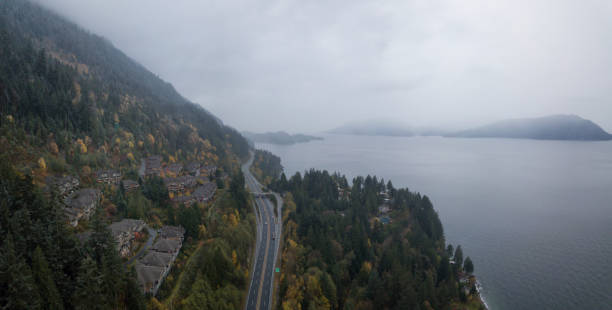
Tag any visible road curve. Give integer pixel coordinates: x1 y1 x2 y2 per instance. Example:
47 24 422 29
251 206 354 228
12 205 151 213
243 153 282 310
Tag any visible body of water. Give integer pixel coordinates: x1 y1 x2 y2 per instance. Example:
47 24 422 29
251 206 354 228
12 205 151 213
256 134 612 310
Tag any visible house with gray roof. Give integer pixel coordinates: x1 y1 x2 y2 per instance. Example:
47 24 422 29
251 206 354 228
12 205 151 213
96 169 122 185
201 165 217 177
46 175 80 197
151 238 181 255
165 163 183 176
140 251 174 269
135 263 165 295
64 188 101 226
172 194 196 206
193 182 216 202
109 219 145 257
143 155 162 177
135 225 185 295
186 162 201 176
164 175 196 192
122 180 139 192
159 225 185 241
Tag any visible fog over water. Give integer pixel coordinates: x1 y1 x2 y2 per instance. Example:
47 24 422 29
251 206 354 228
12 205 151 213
257 134 612 310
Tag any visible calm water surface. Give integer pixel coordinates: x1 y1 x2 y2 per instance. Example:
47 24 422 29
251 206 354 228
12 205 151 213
257 134 612 310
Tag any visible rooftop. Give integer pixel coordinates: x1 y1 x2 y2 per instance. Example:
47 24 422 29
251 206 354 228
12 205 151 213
160 225 185 239
151 238 181 253
109 218 144 237
135 263 165 291
64 188 100 209
140 251 174 268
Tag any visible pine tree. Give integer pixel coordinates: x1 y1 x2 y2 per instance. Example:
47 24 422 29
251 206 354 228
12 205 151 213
72 256 106 310
122 267 146 310
454 245 464 271
32 246 64 310
0 235 42 310
87 211 123 307
464 256 474 274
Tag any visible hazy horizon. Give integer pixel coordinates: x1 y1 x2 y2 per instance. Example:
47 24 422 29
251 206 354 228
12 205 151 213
36 0 612 133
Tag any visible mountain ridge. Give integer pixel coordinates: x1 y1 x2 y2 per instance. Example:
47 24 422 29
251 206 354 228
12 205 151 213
448 115 612 141
328 115 611 141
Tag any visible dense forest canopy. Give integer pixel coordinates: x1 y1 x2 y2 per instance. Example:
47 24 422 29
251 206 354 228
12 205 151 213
271 170 483 310
250 149 283 186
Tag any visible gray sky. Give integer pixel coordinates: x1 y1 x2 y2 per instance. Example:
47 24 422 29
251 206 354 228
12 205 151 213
37 0 612 133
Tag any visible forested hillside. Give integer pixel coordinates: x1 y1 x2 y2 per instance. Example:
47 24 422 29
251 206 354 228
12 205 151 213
250 149 283 186
271 171 484 310
0 0 249 178
0 0 255 309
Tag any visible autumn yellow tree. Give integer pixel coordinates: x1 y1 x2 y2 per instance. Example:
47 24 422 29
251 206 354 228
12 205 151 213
147 134 155 145
48 141 59 154
37 157 46 171
76 139 87 153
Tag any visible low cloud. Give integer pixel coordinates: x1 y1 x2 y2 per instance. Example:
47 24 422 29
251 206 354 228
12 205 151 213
37 0 612 132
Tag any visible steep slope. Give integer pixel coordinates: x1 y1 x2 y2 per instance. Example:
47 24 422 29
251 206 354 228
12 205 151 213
0 1 256 308
448 115 612 141
0 0 249 177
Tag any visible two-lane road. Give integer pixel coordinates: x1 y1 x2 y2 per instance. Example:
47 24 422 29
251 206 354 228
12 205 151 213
243 154 282 310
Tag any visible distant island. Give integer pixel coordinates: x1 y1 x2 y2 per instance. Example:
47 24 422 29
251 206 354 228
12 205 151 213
243 131 323 145
330 115 612 141
447 115 612 141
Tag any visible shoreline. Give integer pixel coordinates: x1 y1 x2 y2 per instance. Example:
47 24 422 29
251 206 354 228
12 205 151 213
476 279 490 310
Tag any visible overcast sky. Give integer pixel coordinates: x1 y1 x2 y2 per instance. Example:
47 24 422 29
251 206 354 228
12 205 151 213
37 0 612 133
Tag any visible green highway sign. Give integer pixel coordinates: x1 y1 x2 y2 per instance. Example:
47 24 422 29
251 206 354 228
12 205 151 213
275 268 280 273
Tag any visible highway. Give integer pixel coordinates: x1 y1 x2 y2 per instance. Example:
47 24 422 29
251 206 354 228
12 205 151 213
243 154 282 310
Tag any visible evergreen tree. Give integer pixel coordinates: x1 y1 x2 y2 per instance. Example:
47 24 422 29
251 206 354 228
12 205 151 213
0 235 42 310
464 256 474 274
454 245 464 270
32 246 64 310
72 256 106 310
122 267 146 310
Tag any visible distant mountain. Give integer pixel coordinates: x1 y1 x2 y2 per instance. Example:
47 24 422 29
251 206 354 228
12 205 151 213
448 115 612 141
243 131 323 145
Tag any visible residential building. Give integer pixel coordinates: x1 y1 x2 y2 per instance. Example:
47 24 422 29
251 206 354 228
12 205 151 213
96 169 122 185
135 224 185 295
165 163 183 177
64 188 101 227
172 194 196 206
151 238 182 255
122 180 140 192
201 165 217 177
193 182 216 202
109 219 145 257
186 162 201 176
46 175 80 197
160 225 186 241
140 251 174 269
143 155 162 177
164 175 196 192
134 263 165 295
